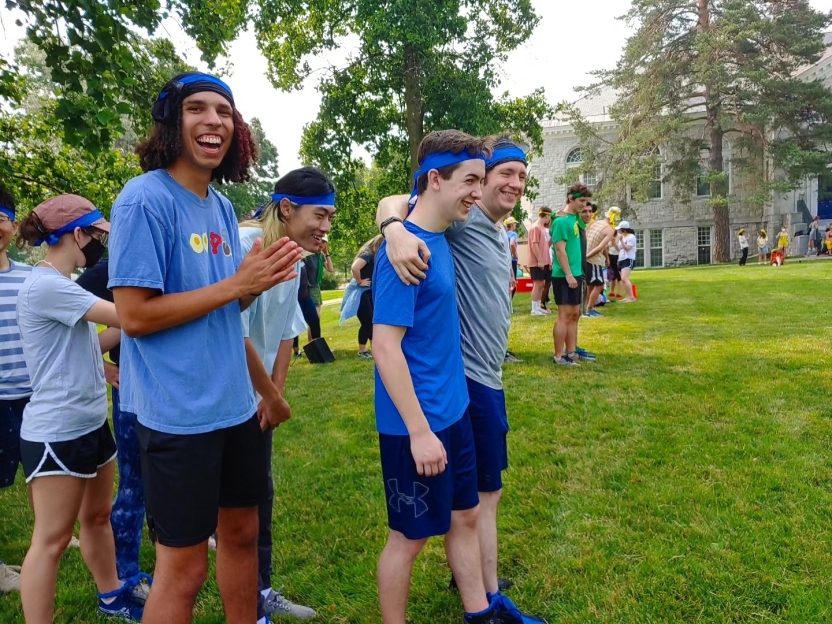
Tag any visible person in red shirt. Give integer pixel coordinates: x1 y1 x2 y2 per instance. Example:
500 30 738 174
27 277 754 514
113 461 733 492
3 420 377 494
527 207 553 316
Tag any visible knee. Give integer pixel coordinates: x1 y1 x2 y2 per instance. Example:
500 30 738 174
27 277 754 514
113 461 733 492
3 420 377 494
218 511 259 548
162 557 209 598
478 489 502 512
453 505 481 530
386 532 427 562
36 530 74 560
79 504 113 530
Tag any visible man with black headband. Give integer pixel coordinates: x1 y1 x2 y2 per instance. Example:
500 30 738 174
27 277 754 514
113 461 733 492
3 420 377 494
376 136 546 623
108 72 303 624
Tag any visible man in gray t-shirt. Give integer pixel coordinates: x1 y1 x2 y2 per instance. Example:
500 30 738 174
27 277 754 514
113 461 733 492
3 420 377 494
376 138 534 601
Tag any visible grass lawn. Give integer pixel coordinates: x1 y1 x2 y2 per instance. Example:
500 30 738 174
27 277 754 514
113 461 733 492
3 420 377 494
1 261 831 623
321 289 344 302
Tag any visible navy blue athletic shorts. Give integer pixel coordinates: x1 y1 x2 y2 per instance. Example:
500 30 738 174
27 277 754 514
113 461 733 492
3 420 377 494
378 411 479 540
466 377 509 493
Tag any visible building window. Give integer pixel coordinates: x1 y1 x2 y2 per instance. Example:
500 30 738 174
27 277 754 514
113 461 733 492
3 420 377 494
696 164 711 197
696 141 731 197
697 226 712 265
634 230 645 268
650 229 664 267
649 163 663 199
565 147 597 190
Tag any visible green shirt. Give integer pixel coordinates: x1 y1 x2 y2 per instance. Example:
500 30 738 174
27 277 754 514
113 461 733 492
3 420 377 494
550 213 584 278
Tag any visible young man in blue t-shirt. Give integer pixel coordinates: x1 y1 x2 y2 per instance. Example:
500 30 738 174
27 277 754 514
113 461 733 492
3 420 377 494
373 131 533 624
108 72 303 624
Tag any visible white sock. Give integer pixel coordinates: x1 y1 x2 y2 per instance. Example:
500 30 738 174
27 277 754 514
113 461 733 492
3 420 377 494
532 300 540 312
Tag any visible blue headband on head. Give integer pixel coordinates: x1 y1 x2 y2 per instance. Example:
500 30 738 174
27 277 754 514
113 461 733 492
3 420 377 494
0 206 14 221
153 73 235 124
254 192 336 218
410 151 486 197
34 209 106 247
486 146 527 170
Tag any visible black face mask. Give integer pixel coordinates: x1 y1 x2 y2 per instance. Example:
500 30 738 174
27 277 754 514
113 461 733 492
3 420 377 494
79 237 106 268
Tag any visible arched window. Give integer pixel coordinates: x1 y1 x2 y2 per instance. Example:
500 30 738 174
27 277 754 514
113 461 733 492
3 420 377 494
565 148 596 189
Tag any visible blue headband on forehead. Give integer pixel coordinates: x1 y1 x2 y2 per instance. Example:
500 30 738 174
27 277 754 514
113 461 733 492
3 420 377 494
410 151 486 198
486 146 527 171
0 206 14 221
254 192 336 218
152 73 235 124
34 209 105 247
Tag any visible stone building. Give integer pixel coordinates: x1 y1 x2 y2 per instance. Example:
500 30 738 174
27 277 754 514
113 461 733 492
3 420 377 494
527 35 832 267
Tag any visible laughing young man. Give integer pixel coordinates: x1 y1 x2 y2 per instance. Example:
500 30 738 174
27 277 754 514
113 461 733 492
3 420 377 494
376 136 545 623
108 72 303 624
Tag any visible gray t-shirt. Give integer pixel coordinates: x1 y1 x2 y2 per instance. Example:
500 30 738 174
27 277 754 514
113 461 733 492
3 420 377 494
447 205 512 390
17 267 107 443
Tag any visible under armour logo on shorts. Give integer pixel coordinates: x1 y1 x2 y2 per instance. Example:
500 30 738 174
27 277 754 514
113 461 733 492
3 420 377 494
387 479 430 518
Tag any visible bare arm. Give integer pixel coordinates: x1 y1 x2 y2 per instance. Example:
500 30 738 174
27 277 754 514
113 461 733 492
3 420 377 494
272 339 294 395
98 327 122 354
83 300 120 328
323 254 334 274
114 237 301 338
376 194 431 285
351 257 368 284
554 240 577 288
373 324 447 476
245 337 290 431
587 230 615 259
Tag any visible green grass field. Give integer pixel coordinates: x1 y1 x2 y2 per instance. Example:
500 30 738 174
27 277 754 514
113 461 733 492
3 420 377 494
321 289 345 302
1 262 831 623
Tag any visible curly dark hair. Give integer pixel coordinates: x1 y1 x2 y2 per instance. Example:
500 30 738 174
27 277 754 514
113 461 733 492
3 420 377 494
136 107 259 184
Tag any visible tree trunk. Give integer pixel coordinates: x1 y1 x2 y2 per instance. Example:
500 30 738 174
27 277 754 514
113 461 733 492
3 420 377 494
698 0 731 262
403 44 424 177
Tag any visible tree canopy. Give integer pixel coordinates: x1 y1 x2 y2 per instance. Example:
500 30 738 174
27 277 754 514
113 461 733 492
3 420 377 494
562 0 832 262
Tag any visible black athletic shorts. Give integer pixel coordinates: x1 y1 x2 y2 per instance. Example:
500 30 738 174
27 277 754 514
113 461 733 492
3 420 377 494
587 264 605 286
530 265 551 281
618 258 633 271
137 414 267 548
552 276 584 307
21 420 117 483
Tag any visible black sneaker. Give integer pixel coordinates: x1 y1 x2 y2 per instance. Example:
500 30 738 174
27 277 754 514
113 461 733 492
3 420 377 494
553 354 579 367
449 575 514 592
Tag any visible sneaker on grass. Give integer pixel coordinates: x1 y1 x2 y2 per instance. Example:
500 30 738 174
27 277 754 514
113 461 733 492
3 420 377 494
504 351 522 364
588 310 603 318
358 350 373 360
98 584 144 621
122 572 153 604
553 355 579 367
0 562 21 593
573 348 597 362
262 587 316 619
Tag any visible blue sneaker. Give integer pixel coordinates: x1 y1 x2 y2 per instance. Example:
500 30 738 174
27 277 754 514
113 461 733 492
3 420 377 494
487 591 548 623
98 584 144 620
589 309 603 318
573 347 597 362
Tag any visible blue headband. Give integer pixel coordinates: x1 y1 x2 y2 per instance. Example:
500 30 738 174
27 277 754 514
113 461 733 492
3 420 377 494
486 146 527 171
35 210 106 247
254 193 336 218
411 151 486 197
152 73 235 124
0 206 14 221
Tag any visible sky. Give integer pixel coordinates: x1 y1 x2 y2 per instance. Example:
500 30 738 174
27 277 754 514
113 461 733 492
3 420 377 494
1 0 830 172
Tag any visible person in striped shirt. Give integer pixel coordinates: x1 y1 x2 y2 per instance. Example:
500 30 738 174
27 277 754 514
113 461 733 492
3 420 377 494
0 184 32 594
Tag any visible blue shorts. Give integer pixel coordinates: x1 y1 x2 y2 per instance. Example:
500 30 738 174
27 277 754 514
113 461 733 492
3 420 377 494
0 397 28 488
378 411 479 540
466 377 509 493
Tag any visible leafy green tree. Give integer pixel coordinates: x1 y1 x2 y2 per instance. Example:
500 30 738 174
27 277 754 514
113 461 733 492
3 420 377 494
259 0 549 180
563 0 832 262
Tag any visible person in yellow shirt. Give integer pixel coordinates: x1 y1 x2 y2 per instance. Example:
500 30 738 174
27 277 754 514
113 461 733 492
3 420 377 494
776 226 790 254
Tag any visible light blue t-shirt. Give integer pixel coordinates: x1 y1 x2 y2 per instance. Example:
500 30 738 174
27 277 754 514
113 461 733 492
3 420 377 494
17 268 107 442
239 226 305 380
108 170 256 435
373 221 468 436
0 261 33 399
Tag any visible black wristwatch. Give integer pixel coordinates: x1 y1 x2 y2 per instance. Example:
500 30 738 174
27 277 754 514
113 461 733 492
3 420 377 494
380 216 404 238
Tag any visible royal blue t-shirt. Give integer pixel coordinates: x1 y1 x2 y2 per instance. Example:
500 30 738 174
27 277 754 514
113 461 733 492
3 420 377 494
373 221 468 436
108 170 256 435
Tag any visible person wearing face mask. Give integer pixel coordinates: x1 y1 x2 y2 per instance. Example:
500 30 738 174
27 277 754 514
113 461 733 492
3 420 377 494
15 195 144 622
